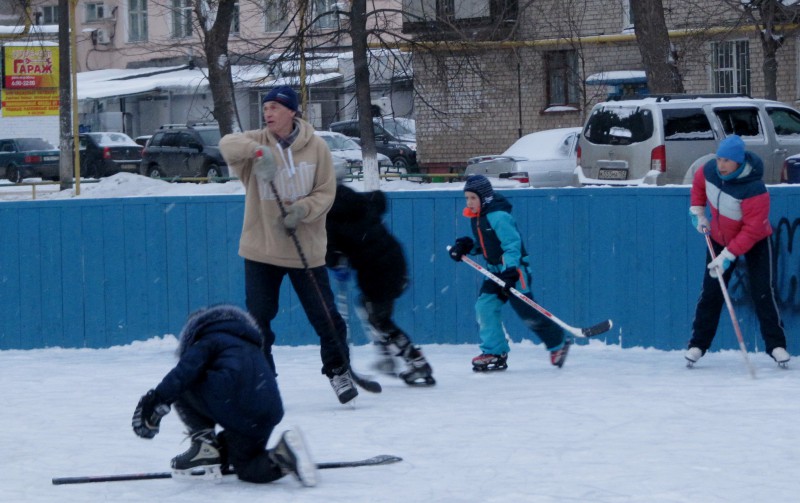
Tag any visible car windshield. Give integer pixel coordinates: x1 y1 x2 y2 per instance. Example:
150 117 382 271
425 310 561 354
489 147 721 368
197 129 221 146
321 134 360 151
379 119 414 137
88 133 138 146
17 138 56 150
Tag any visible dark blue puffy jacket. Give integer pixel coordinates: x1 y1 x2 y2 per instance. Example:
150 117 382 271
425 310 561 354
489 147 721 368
154 304 283 438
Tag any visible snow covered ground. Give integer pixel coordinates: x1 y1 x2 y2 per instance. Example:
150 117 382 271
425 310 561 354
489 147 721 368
2 339 798 502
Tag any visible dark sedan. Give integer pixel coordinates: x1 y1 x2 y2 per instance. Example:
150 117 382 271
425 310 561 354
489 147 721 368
79 132 143 178
0 137 60 183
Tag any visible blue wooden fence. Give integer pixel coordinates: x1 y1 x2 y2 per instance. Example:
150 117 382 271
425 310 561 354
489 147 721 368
2 186 800 354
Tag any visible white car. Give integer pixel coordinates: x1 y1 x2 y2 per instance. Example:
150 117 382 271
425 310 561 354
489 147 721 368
315 130 392 177
465 127 582 187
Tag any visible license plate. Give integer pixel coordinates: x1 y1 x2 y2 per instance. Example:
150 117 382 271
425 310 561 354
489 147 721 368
44 156 58 161
598 168 628 180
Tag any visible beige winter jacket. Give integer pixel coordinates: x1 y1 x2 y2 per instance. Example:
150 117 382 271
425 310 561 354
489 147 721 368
219 119 336 268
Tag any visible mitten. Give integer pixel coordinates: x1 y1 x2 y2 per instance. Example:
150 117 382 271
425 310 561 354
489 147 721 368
132 389 170 439
254 146 277 183
282 204 308 230
498 267 519 292
689 206 709 234
708 248 736 279
448 236 474 262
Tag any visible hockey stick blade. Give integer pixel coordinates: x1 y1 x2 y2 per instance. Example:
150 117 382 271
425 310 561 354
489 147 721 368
581 319 613 337
52 455 403 485
351 370 382 393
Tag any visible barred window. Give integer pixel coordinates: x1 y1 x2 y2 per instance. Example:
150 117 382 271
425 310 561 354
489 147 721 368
711 40 750 95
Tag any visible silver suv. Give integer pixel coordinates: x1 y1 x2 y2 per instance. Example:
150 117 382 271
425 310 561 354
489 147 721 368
576 94 800 185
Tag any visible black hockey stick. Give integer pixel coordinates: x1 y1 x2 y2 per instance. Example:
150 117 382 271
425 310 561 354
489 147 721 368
451 247 613 338
269 180 380 393
52 455 402 485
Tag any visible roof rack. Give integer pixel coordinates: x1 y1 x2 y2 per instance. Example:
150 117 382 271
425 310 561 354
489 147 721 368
190 122 219 127
158 123 189 129
607 93 752 102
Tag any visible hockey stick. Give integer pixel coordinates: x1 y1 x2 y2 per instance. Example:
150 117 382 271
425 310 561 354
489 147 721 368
52 455 402 485
450 247 612 338
702 228 757 379
269 180 381 393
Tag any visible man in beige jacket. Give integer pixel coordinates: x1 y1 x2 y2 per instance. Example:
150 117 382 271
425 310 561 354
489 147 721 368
219 86 357 405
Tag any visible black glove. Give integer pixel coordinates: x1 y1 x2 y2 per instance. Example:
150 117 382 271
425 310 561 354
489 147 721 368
498 267 519 293
449 237 474 262
132 389 170 439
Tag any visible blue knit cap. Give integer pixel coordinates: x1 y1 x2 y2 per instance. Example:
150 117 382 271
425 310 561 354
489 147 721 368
262 85 298 113
464 174 494 206
716 135 745 165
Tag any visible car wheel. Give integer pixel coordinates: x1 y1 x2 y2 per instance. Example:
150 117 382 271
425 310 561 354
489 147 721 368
6 165 23 184
147 164 164 178
87 160 104 179
205 164 223 180
391 156 410 172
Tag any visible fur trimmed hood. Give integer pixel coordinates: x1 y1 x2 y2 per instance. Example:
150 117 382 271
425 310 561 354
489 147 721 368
177 304 262 356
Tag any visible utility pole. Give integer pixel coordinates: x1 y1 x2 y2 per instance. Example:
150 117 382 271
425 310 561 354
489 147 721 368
57 0 80 192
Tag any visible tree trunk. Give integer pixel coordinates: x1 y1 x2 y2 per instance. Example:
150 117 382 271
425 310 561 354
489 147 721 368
200 0 236 136
350 0 380 191
630 0 684 94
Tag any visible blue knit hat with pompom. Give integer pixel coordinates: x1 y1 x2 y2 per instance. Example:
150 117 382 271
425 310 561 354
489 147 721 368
464 174 494 206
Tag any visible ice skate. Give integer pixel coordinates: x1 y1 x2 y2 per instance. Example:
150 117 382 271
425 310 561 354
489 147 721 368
471 353 508 372
399 347 436 386
685 347 703 368
328 365 358 405
550 338 572 368
270 429 318 487
171 429 223 481
771 347 790 369
371 341 400 377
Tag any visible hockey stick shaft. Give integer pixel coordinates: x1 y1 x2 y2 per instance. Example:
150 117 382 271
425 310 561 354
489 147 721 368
52 455 403 485
702 229 756 379
451 248 612 338
269 181 381 393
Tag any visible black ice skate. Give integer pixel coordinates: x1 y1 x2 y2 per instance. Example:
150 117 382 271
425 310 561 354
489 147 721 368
472 353 508 372
371 341 400 376
270 429 318 487
399 347 436 386
550 339 572 368
171 429 223 481
328 365 358 405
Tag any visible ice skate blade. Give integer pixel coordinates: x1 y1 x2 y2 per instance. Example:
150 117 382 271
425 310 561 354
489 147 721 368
685 359 696 368
778 361 789 369
472 365 508 372
282 429 318 488
172 464 222 483
402 375 436 386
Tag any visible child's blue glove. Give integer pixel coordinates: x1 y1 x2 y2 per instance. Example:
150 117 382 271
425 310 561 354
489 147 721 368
689 206 709 234
708 248 735 278
331 266 351 282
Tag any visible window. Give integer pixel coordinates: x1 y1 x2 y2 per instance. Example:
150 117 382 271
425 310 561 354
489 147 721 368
86 2 106 22
662 108 714 141
545 50 580 107
172 0 193 38
129 0 148 42
265 0 288 32
623 0 635 30
42 5 59 24
313 0 338 29
767 107 800 136
715 108 762 138
231 1 240 34
711 40 750 95
403 0 516 27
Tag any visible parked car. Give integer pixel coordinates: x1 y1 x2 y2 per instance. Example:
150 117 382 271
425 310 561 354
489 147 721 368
78 132 143 178
141 123 228 179
0 137 60 183
133 135 152 147
315 130 392 176
576 94 800 186
465 127 582 187
329 118 417 170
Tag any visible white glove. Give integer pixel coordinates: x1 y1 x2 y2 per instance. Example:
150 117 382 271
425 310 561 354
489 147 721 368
282 204 308 230
254 145 277 183
708 248 736 278
689 206 709 234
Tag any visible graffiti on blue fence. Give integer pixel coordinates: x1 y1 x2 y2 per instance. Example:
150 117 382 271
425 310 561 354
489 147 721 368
773 217 800 309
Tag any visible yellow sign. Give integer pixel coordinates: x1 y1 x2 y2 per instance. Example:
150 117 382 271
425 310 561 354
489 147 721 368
3 45 59 89
1 88 59 116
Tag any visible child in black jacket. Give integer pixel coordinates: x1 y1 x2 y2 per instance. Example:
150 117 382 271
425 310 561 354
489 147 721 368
131 304 317 486
326 182 435 386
